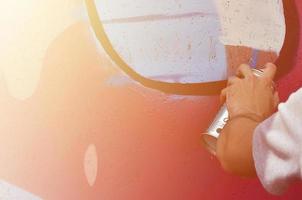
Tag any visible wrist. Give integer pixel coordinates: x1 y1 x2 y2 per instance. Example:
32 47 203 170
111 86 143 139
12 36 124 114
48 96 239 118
217 116 258 177
229 113 265 123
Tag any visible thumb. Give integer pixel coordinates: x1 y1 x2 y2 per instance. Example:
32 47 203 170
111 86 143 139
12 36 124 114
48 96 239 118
262 63 277 80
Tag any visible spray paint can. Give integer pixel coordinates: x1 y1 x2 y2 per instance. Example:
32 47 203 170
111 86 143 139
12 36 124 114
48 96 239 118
201 68 265 155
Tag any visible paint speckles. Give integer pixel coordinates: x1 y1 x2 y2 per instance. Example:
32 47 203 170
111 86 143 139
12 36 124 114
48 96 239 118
96 0 227 83
209 37 217 63
215 0 285 52
187 43 192 51
84 144 98 187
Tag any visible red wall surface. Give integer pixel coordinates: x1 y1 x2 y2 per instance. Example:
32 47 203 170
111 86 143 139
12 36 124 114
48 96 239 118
0 1 302 200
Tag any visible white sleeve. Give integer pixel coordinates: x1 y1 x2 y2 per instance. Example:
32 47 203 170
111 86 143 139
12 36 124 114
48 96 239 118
253 88 302 195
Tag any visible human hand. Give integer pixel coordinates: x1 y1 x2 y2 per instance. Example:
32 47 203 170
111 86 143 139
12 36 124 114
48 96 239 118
220 63 279 122
217 63 279 177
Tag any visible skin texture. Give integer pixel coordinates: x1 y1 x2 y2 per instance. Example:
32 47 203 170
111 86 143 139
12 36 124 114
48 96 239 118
217 63 279 177
217 117 259 177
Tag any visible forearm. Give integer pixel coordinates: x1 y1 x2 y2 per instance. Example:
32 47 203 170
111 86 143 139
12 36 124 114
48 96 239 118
216 116 259 177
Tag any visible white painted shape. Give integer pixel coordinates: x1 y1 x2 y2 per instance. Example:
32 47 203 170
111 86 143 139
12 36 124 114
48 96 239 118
104 17 227 83
0 180 42 200
0 0 84 100
95 0 227 83
84 144 98 187
215 0 285 52
94 0 285 83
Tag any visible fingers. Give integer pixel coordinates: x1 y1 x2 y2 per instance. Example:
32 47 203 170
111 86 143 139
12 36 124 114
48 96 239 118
236 64 253 78
222 74 245 103
220 88 228 103
262 62 277 80
227 76 241 86
221 76 238 103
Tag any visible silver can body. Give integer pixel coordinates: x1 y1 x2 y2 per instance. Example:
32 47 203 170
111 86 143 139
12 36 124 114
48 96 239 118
201 68 264 155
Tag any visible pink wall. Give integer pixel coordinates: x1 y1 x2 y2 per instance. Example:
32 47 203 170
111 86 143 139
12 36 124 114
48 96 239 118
0 1 301 199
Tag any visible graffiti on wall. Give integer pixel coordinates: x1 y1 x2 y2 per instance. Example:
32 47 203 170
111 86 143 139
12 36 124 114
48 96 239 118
0 0 299 199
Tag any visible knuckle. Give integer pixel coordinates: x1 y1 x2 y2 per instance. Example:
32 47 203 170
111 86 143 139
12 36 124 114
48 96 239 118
239 63 250 68
261 76 273 85
246 74 256 81
237 64 246 72
227 76 236 83
265 62 277 69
